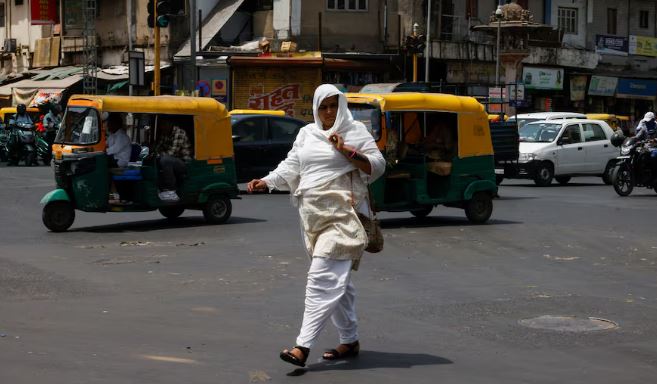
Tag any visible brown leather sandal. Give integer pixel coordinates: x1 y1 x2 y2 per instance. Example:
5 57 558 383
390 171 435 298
322 341 360 360
279 346 310 367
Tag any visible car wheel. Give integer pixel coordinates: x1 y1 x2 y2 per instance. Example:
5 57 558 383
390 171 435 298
42 201 75 232
203 195 232 224
465 192 493 224
555 176 571 185
411 205 433 218
533 163 554 186
602 162 614 185
612 164 633 197
159 206 185 219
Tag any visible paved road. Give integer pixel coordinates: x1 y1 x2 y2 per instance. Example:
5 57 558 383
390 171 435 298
1 165 656 383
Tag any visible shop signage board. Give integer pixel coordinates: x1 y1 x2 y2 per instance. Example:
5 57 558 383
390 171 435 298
616 78 657 100
595 35 629 56
629 35 657 57
31 0 59 25
570 76 588 101
522 67 564 90
232 66 321 120
507 84 525 101
588 76 618 96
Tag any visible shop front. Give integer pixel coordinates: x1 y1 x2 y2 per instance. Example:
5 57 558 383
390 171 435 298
519 66 567 112
614 78 657 121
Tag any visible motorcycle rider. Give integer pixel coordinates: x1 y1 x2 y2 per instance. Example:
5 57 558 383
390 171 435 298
634 112 657 141
9 104 34 127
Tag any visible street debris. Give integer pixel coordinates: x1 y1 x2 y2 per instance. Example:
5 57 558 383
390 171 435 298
249 370 271 382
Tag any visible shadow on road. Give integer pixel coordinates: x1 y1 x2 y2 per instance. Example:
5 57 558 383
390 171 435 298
68 216 266 233
286 350 452 376
503 182 604 188
379 216 521 229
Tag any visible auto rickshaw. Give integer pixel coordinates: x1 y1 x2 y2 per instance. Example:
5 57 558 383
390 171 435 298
346 92 497 223
586 113 620 130
228 109 286 116
40 95 239 232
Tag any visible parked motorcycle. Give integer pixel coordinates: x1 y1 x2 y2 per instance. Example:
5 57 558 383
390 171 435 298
610 135 657 196
7 121 37 166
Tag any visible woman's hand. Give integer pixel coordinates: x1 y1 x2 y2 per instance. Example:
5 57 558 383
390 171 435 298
329 133 345 151
247 179 268 193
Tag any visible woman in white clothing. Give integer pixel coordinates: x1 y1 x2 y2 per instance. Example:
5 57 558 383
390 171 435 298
247 84 385 367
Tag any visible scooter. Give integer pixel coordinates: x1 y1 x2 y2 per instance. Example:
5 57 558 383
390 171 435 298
7 121 37 166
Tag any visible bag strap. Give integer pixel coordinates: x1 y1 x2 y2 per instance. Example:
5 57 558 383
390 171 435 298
350 170 375 219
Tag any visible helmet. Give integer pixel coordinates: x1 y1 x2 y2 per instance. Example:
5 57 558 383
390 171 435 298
645 111 655 121
16 104 26 115
610 129 625 147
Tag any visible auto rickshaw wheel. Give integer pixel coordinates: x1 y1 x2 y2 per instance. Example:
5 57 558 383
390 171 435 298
465 192 493 224
42 201 75 232
203 195 232 224
411 206 433 218
533 163 554 186
159 206 185 219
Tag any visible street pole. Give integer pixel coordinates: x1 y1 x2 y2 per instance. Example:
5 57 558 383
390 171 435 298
412 23 419 82
190 0 198 94
495 7 501 87
153 0 161 96
425 0 431 82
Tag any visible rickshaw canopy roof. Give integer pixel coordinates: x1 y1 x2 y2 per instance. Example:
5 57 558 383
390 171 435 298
66 95 233 160
346 92 487 114
347 92 492 158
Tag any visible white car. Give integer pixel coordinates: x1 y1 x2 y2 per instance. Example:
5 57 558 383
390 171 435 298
510 119 618 186
509 112 587 129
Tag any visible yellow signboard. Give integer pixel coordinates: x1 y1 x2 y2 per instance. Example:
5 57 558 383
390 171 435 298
629 35 657 57
232 66 321 122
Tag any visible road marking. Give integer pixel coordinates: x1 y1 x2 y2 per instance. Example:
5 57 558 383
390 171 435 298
138 354 201 365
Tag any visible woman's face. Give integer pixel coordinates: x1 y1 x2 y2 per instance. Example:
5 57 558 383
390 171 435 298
318 95 339 129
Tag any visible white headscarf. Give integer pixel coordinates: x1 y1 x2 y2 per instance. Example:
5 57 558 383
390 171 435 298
263 84 385 199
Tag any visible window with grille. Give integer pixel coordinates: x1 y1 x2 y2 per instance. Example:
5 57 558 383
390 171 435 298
607 8 617 34
558 7 578 34
640 10 649 29
327 0 367 11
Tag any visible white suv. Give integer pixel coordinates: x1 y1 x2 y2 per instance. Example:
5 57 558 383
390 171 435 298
509 119 618 186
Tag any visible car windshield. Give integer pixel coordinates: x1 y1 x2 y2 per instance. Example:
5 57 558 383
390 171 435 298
55 106 100 145
516 118 543 129
348 104 381 140
519 122 562 143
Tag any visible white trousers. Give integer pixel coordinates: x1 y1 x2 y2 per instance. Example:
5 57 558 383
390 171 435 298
295 257 358 349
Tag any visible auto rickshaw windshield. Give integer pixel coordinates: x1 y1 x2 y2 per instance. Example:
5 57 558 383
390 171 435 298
55 106 101 145
349 104 381 140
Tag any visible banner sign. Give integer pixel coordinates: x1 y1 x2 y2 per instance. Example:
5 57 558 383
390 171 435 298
570 76 588 101
522 67 564 90
64 0 84 30
629 35 657 57
31 0 59 25
616 78 657 99
588 76 618 96
595 35 628 56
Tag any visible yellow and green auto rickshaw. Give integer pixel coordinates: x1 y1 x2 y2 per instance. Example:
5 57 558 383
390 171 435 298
346 92 497 223
40 95 239 232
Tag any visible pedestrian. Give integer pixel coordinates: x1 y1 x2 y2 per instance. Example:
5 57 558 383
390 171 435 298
247 84 385 367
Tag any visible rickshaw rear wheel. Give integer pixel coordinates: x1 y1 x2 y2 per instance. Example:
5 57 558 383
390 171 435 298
411 206 433 218
159 206 185 219
465 192 493 224
43 201 75 232
203 195 232 224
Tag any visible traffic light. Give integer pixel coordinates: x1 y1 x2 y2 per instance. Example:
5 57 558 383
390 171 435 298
147 0 172 28
404 35 426 54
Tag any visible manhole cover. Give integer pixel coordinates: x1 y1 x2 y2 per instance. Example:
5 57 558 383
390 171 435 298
519 315 618 332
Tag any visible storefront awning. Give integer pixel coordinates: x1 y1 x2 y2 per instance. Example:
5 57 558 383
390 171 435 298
228 56 323 67
175 0 245 58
